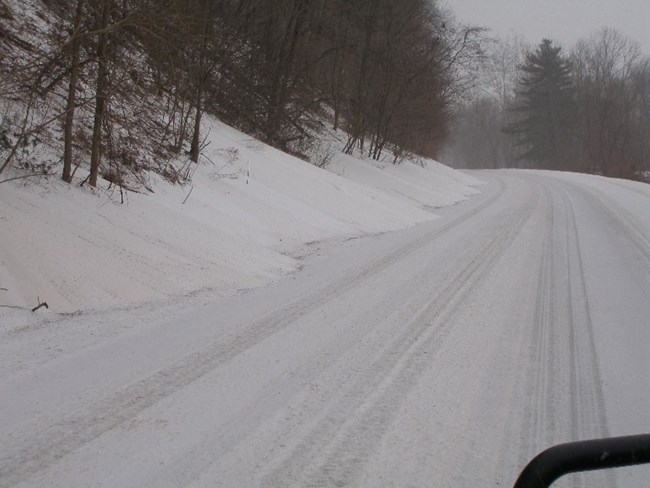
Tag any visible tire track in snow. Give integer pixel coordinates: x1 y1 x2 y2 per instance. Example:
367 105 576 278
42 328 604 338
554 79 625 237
258 184 537 488
559 185 610 440
513 176 614 488
0 181 507 487
608 179 650 201
518 182 556 469
559 183 614 488
512 181 608 458
463 175 615 488
568 183 650 273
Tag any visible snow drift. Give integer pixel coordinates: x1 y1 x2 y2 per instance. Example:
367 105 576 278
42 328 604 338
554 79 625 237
0 117 481 314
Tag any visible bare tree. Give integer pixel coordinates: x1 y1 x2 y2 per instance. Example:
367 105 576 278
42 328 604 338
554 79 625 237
188 0 210 163
445 34 526 169
88 0 112 187
62 0 85 183
572 28 648 178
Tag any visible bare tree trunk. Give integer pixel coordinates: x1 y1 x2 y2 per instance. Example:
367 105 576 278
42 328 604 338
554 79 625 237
264 0 306 146
189 85 202 163
347 1 377 154
89 0 111 187
331 26 348 131
190 0 210 163
62 0 84 183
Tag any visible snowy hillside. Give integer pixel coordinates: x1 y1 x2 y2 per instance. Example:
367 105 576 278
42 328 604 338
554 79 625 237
0 116 481 315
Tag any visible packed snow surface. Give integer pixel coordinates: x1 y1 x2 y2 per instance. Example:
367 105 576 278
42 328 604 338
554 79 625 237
1 133 650 486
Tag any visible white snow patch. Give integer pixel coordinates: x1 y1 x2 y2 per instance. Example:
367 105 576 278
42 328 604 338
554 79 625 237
0 116 480 314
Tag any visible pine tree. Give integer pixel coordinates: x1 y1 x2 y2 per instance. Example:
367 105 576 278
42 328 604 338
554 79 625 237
507 39 576 170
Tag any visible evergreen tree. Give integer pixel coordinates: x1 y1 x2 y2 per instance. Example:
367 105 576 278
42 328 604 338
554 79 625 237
507 39 576 169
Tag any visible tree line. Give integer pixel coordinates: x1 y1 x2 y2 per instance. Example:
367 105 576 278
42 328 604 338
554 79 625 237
0 0 482 188
447 29 650 180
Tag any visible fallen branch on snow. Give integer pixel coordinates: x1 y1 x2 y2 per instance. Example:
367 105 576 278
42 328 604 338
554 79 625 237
31 297 48 312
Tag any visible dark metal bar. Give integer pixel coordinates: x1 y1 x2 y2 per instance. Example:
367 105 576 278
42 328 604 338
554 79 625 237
513 433 650 488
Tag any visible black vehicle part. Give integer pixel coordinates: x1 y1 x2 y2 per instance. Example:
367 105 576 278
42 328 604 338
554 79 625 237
513 433 650 488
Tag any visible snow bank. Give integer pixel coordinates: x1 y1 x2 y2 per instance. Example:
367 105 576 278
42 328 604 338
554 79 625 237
0 117 481 313
328 153 481 209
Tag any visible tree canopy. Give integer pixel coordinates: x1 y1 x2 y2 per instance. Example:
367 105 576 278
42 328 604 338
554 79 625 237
0 0 483 187
508 39 577 170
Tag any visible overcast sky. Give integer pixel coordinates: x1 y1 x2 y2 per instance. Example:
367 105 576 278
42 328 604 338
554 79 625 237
442 0 650 54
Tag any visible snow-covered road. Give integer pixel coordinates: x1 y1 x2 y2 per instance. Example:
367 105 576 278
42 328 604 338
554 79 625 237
1 171 649 487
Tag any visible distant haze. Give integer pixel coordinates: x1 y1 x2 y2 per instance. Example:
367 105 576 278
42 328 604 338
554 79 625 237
443 0 650 54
